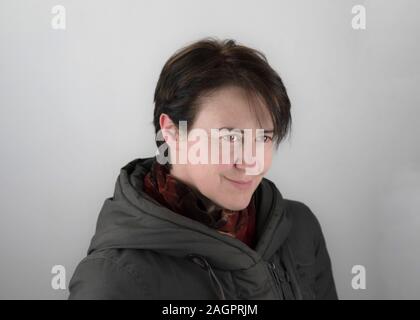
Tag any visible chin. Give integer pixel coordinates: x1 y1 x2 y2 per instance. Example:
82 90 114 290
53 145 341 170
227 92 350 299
227 205 247 211
220 198 251 211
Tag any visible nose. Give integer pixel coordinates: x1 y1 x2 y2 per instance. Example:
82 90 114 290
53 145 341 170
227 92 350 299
234 156 263 176
233 141 264 175
234 156 256 170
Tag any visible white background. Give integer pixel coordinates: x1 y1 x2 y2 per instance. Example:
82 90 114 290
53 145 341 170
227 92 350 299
0 0 419 299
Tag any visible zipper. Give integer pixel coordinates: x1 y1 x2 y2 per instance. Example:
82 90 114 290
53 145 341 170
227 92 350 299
268 261 284 299
268 260 295 300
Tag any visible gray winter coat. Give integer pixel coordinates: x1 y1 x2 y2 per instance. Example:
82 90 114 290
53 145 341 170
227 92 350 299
68 157 338 300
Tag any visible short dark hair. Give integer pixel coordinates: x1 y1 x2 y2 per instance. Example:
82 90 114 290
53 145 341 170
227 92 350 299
152 37 292 163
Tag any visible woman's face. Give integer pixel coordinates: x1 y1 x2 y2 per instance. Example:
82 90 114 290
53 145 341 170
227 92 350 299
165 85 275 211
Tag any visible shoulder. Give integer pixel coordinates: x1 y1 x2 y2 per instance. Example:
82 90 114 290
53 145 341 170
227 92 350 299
284 199 323 236
284 199 320 233
282 199 327 264
283 199 338 299
68 249 152 300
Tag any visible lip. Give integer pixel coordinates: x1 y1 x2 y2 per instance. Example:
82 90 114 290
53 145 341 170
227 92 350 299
224 176 253 189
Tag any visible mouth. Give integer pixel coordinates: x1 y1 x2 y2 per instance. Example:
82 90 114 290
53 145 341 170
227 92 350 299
223 176 253 190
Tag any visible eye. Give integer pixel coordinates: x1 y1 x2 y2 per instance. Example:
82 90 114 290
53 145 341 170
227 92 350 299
256 135 273 143
222 134 240 142
221 131 242 143
264 136 273 143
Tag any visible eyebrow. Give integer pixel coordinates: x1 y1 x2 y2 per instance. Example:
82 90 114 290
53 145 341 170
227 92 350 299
217 127 274 134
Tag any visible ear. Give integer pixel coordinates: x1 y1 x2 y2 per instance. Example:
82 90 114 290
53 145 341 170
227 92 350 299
159 113 178 146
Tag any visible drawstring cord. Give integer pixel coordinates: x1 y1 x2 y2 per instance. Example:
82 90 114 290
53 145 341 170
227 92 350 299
187 254 226 300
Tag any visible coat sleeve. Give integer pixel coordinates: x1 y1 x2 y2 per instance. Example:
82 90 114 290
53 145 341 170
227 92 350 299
288 200 339 300
68 255 147 300
312 217 339 300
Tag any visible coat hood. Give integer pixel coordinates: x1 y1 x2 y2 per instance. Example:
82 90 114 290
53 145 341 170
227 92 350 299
88 157 292 272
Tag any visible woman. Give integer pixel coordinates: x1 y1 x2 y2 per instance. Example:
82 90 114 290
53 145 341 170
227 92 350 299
69 38 338 300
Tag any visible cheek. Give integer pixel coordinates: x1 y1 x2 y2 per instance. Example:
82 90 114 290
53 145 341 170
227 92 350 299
262 147 273 172
216 163 233 171
190 164 223 187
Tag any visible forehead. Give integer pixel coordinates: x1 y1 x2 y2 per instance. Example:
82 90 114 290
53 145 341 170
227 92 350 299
193 86 273 129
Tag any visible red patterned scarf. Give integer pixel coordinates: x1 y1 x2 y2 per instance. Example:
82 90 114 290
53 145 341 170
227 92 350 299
143 160 256 248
